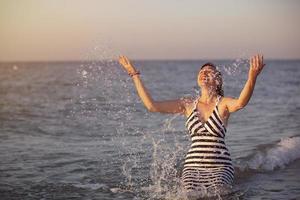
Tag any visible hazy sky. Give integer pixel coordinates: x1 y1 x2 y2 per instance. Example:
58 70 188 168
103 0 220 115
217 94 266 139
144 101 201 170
1 0 300 61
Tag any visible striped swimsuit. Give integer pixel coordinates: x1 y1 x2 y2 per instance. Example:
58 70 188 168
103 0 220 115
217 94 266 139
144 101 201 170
182 95 234 193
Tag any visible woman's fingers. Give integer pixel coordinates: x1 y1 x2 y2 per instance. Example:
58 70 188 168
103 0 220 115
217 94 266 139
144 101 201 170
250 54 262 70
249 54 265 78
258 54 264 70
119 55 123 61
125 57 130 65
120 55 130 66
119 55 128 69
257 54 265 72
259 54 262 68
122 56 127 64
118 55 136 74
260 55 264 70
251 54 264 70
255 55 259 69
118 55 129 66
258 54 262 68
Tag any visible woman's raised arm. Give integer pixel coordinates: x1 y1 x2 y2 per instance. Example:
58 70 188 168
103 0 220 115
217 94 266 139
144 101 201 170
119 55 189 115
225 54 266 113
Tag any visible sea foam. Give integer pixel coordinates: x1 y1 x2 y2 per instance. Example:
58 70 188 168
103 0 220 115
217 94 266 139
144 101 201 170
238 136 300 171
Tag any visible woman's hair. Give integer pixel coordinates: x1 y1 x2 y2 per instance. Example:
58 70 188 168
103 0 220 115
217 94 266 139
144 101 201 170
200 63 224 97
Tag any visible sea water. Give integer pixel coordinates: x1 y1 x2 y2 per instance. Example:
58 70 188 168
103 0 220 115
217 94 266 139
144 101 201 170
0 59 299 199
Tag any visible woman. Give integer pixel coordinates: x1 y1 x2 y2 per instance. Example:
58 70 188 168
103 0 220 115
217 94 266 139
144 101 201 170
118 55 265 196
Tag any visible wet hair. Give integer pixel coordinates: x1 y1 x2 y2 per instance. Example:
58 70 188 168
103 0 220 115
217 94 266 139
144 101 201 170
200 63 224 97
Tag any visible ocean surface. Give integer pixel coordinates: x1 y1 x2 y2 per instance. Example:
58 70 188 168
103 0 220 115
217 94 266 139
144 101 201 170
0 59 299 200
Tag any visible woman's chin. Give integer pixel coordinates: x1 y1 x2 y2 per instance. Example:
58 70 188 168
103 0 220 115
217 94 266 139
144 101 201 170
199 82 208 87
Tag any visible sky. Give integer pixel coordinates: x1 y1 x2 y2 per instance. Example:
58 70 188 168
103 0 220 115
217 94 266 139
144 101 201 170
0 0 300 61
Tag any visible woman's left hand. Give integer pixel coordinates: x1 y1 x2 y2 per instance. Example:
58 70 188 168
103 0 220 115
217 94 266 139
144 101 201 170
248 54 266 79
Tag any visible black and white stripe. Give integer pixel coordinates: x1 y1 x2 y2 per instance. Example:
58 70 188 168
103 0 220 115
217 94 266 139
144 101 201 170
182 95 234 192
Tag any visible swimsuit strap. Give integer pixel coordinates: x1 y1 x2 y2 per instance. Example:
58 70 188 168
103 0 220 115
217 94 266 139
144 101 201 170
215 95 221 106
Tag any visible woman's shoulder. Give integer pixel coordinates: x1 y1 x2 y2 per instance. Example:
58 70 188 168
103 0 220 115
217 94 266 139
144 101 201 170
219 96 239 108
221 96 238 102
179 96 196 117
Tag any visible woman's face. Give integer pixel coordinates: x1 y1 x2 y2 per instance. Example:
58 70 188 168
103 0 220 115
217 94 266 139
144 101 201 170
197 66 220 88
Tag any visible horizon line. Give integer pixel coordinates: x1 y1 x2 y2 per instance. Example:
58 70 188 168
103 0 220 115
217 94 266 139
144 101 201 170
1 58 300 63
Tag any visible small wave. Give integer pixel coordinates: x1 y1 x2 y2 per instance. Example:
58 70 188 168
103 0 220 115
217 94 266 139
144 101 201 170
74 183 109 190
237 136 300 172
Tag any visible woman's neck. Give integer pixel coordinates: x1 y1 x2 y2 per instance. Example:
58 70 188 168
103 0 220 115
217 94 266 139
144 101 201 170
199 87 218 104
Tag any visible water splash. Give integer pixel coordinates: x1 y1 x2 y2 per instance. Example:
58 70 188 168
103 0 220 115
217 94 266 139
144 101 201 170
68 42 139 132
117 115 190 199
118 115 243 200
72 53 258 199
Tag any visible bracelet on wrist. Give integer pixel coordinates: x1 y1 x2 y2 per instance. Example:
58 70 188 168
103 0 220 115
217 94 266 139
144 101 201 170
128 70 140 77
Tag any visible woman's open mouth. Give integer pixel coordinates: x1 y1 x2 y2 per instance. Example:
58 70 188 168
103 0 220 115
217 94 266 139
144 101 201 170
200 76 207 81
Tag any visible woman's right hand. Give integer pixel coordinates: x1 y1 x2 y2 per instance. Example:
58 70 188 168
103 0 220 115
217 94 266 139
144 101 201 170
118 55 138 74
248 54 265 79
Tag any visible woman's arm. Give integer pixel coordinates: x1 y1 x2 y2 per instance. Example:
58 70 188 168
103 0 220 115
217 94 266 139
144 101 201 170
119 55 189 114
132 75 188 114
225 54 265 113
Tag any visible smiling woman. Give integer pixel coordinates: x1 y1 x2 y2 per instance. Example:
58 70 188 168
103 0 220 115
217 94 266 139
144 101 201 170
118 54 265 197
